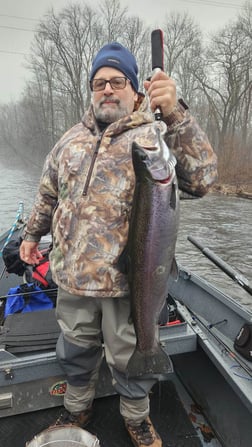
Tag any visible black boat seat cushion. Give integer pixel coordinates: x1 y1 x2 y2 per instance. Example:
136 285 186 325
0 309 60 353
234 323 252 362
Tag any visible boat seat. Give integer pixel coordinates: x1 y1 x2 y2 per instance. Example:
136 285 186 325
0 302 197 356
0 309 60 353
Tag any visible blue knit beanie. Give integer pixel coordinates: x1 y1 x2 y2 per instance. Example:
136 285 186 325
90 42 139 92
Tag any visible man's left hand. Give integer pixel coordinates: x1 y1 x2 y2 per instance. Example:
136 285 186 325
143 71 177 118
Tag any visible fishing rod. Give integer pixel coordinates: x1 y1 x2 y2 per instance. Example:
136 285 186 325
151 29 164 121
0 201 24 256
188 235 252 297
190 310 252 379
0 287 58 300
150 29 177 186
0 202 25 281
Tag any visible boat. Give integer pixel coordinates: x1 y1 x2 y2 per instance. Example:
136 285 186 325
0 203 252 447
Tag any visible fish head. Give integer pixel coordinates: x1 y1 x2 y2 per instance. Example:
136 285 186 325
132 139 176 183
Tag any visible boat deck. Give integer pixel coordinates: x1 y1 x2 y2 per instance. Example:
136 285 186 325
1 377 220 447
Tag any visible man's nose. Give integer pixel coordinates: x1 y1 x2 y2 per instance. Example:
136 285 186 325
103 81 114 93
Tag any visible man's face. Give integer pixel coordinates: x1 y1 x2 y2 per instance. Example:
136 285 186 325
91 67 138 124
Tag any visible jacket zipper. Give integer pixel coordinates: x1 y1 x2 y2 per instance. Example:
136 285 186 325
82 137 101 196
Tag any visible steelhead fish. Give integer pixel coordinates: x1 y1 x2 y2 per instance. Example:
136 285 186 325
123 136 180 377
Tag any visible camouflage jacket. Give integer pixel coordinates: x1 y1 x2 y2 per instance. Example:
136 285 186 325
23 96 217 296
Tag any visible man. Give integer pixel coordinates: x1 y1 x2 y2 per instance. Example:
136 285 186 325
20 42 217 447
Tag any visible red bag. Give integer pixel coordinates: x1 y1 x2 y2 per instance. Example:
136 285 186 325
32 251 57 289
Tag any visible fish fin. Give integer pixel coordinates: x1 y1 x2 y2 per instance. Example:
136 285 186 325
126 345 173 378
170 257 179 280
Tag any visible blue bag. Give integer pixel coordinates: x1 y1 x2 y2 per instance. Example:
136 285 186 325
4 283 53 318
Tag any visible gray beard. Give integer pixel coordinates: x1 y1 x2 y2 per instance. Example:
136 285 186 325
93 101 131 124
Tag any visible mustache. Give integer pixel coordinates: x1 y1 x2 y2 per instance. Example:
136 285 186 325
100 97 120 106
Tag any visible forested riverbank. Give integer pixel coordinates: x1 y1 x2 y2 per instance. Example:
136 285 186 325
0 0 251 188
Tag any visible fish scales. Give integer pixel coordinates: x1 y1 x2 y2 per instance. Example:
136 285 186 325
126 139 180 377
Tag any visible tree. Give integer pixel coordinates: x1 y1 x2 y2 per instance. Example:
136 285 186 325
162 12 205 111
0 102 21 159
195 22 251 150
237 1 252 146
36 4 99 119
100 0 128 42
1 0 251 184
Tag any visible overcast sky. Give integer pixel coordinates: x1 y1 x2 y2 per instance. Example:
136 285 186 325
0 0 246 103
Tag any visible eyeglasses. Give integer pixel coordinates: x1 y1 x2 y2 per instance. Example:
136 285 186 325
90 77 129 92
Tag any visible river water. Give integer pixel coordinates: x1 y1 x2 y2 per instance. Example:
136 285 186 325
1 162 252 310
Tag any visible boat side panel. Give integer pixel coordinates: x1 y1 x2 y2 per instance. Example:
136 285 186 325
168 268 252 341
172 347 252 447
0 359 115 418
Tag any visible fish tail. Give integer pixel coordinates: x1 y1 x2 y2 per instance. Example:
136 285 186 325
126 345 173 378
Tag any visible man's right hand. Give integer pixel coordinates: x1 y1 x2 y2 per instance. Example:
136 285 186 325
20 240 43 265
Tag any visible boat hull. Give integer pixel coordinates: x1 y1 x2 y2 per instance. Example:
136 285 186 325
1 223 252 446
